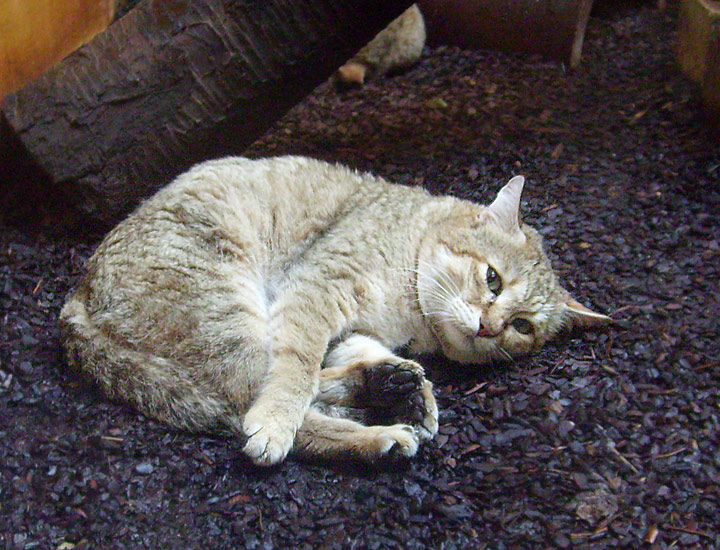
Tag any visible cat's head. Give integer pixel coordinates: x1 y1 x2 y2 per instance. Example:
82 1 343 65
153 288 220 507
417 176 611 365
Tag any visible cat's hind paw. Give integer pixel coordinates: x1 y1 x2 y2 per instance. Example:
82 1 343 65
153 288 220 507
362 361 424 405
242 413 296 467
363 361 439 442
368 424 419 458
412 379 439 441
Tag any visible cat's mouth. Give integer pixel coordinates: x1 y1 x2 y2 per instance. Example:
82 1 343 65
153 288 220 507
475 318 502 339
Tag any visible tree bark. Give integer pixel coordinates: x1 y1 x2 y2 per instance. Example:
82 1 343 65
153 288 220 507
418 0 594 68
1 0 412 226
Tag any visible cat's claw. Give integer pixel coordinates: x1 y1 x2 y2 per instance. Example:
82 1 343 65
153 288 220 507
242 416 295 466
416 379 439 441
373 424 419 458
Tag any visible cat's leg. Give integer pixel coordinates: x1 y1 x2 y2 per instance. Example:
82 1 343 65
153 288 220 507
293 406 419 461
316 334 439 441
241 280 360 466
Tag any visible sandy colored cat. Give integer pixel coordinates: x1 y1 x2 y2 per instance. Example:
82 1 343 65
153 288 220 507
59 156 609 466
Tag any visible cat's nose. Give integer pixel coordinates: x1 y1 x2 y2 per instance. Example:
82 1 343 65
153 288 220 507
476 319 498 338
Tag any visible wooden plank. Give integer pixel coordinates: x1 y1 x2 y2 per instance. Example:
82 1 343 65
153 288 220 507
1 0 412 226
678 0 720 82
418 0 595 68
678 0 720 122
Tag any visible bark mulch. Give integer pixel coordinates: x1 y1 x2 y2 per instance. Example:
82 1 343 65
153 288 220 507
1 5 719 549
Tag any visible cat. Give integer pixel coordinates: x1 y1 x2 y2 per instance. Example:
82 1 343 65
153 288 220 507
59 155 610 466
334 4 426 89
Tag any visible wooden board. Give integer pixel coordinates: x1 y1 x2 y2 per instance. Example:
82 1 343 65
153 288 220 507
418 0 595 68
678 0 720 122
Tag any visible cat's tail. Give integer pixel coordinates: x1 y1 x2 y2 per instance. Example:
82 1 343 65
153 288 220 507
58 287 244 436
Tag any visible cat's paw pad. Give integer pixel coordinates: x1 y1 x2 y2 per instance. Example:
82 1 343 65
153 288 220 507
362 360 424 405
371 424 419 458
242 414 295 466
389 379 439 441
362 361 438 441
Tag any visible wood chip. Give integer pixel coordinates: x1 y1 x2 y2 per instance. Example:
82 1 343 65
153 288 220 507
643 524 659 544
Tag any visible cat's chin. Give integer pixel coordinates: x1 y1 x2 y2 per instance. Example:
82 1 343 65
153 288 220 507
435 323 495 365
441 344 480 364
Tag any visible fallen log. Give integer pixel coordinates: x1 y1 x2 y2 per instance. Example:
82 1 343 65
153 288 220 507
418 0 595 68
1 0 412 226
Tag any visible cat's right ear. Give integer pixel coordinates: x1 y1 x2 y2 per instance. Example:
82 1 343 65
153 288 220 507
481 176 526 241
564 298 614 328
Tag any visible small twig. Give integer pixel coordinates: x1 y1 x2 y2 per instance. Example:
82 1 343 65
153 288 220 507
693 361 719 373
604 332 615 362
571 527 607 540
664 525 713 540
460 443 481 455
33 277 44 295
197 451 214 466
594 512 621 534
607 443 640 474
596 425 641 474
463 382 488 396
549 353 568 375
644 387 678 396
206 489 249 506
655 447 688 460
610 304 643 315
599 363 619 376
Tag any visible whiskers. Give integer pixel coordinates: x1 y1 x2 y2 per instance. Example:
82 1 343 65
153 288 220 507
496 345 514 362
411 261 463 321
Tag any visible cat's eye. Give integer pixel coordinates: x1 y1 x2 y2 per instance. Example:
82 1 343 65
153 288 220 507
511 318 534 335
486 266 502 295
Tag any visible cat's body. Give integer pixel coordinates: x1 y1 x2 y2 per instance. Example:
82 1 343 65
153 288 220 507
59 156 608 465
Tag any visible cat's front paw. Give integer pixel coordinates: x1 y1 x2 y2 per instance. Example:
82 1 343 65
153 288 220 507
242 411 296 466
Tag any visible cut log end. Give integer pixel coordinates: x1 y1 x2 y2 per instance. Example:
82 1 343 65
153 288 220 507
0 0 115 98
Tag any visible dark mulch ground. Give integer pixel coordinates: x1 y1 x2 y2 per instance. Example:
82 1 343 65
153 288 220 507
2 5 719 549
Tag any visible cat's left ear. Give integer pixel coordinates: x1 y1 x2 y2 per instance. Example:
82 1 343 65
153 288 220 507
483 176 525 240
564 297 613 328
